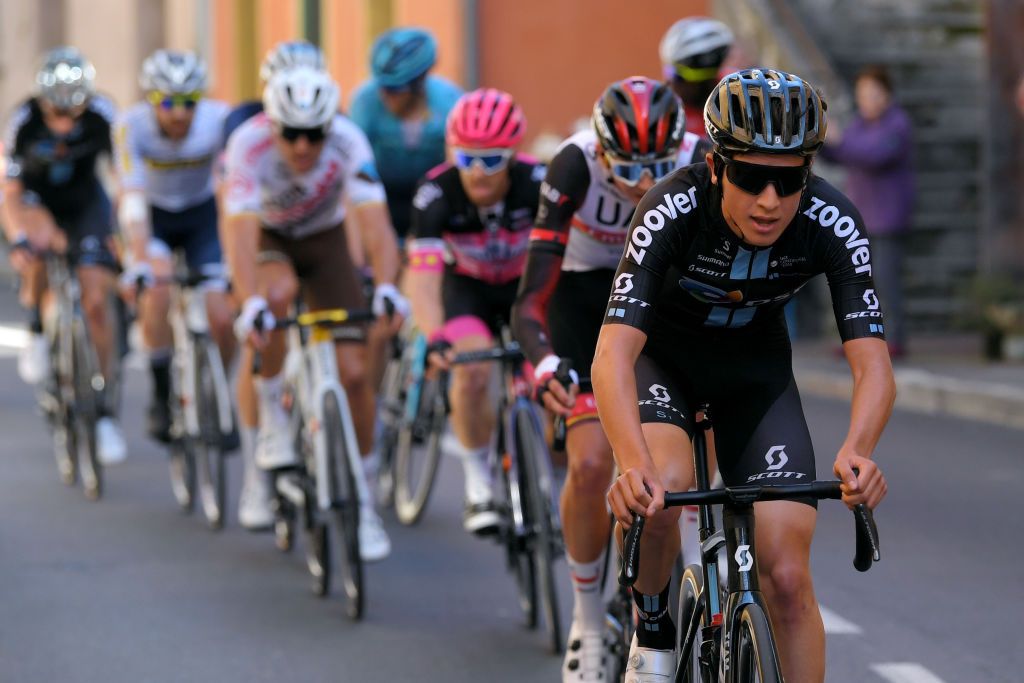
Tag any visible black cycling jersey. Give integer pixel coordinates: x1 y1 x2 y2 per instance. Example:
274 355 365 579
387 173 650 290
408 156 544 287
3 96 115 218
604 163 887 345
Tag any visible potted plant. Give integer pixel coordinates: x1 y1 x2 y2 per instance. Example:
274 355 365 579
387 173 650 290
962 275 1024 361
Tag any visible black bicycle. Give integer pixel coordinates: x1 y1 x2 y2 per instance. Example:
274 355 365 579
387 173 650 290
619 405 880 682
37 253 104 500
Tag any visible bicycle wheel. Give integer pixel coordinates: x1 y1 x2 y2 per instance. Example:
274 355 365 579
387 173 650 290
393 375 445 526
168 441 196 512
71 319 102 501
322 390 364 620
733 603 782 683
515 405 563 654
375 347 408 508
675 564 706 683
501 443 538 629
193 343 228 530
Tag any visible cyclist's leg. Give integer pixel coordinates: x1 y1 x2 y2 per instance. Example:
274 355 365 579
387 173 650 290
250 230 299 470
631 354 697 651
178 197 236 363
715 375 822 682
11 203 54 384
135 230 175 441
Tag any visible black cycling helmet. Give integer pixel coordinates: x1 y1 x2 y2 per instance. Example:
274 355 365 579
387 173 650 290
704 68 827 157
592 76 684 161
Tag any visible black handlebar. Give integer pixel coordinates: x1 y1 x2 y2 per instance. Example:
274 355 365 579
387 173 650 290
618 481 880 588
250 308 378 374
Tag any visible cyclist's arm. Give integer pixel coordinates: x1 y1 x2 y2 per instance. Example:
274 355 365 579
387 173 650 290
350 200 399 285
405 178 448 338
1 177 26 239
510 143 589 365
593 184 684 513
221 128 263 302
2 108 30 238
823 196 895 504
113 113 150 262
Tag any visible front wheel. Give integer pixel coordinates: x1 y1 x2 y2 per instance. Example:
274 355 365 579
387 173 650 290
193 343 229 530
393 375 445 526
322 391 364 620
733 603 782 683
71 319 102 501
515 406 563 655
676 564 706 683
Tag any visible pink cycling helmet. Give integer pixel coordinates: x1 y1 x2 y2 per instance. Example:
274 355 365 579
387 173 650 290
446 88 526 148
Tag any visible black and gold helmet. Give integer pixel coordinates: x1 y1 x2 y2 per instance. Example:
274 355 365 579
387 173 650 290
704 68 827 156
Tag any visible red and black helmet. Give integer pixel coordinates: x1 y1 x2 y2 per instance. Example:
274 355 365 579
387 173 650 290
592 76 684 161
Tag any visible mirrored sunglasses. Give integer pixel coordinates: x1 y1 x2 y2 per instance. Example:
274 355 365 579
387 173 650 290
605 154 677 187
452 148 514 175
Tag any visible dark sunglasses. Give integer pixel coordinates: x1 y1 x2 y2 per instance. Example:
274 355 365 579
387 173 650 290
717 154 809 196
606 154 676 187
147 91 202 111
279 126 327 144
452 148 513 175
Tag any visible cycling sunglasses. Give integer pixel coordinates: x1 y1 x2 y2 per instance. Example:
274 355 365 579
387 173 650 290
717 154 810 197
279 125 328 144
452 148 514 175
147 91 202 110
670 46 729 83
605 154 677 187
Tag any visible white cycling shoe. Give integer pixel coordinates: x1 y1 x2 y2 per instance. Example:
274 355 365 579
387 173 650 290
18 333 49 385
358 507 391 562
96 417 127 465
624 634 675 683
238 468 274 530
562 619 611 682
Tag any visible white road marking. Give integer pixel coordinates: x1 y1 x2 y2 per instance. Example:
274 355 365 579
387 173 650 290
819 604 862 634
872 663 947 683
0 323 29 349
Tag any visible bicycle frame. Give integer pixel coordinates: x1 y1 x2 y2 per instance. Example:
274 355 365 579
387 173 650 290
287 324 369 512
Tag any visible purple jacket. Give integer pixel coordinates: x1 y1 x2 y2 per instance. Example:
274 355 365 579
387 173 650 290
819 104 915 236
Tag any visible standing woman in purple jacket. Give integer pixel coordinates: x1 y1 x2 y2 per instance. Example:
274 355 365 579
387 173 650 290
821 65 915 358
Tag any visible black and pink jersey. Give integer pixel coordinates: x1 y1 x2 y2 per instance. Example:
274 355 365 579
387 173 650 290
407 155 545 286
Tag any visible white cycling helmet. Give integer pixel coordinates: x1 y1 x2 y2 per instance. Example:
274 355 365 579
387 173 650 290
140 49 207 94
36 46 96 109
659 17 734 72
262 66 339 130
260 41 325 83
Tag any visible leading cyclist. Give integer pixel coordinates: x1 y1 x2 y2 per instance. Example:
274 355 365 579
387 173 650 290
223 66 406 561
510 76 707 681
3 47 126 463
592 68 892 682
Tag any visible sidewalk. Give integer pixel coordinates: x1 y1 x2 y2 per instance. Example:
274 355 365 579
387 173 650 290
793 335 1024 431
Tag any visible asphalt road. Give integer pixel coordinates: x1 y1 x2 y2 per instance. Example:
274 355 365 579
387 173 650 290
0 302 1019 682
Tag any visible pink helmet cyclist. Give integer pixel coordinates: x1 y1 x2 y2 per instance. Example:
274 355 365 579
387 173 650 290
446 88 526 149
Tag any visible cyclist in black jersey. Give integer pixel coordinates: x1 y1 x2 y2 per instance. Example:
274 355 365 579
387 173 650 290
406 88 543 534
592 69 893 682
2 47 126 464
511 77 708 681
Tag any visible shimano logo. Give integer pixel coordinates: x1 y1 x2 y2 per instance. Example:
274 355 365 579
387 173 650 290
803 196 872 276
626 187 699 264
698 254 728 267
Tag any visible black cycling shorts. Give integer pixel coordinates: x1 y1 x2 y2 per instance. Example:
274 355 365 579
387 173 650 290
27 183 118 271
442 271 520 338
549 268 615 390
634 336 818 507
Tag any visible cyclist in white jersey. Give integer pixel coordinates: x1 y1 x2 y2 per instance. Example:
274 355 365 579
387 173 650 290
224 66 407 561
116 50 237 458
511 77 708 681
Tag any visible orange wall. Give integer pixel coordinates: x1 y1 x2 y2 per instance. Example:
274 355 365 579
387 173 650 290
323 0 372 102
478 0 709 143
258 0 300 64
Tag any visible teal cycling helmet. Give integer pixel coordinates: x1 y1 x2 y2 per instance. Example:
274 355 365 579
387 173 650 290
370 27 437 88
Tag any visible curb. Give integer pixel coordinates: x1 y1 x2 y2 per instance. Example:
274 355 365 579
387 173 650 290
794 365 1024 431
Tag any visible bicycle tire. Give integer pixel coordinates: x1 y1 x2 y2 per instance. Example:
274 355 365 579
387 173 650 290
393 376 445 526
194 342 227 530
733 603 782 683
323 390 364 620
675 564 706 683
306 519 331 597
168 441 196 512
501 445 538 629
71 318 102 501
375 349 408 508
515 406 563 654
49 325 79 486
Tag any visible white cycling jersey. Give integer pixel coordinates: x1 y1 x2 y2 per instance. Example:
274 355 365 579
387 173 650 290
116 99 230 211
222 112 386 238
549 129 705 272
